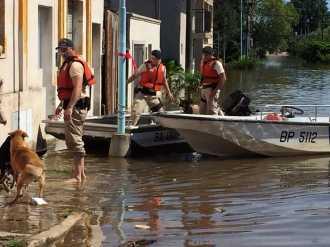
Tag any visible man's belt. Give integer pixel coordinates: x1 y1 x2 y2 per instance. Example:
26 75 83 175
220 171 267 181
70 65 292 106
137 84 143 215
202 83 217 89
63 97 90 110
135 87 157 96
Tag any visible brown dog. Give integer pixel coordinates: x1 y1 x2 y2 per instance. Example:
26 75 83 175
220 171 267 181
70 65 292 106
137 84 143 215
8 130 45 205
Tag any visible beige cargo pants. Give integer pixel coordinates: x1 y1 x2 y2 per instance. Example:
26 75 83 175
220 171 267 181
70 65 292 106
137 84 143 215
131 91 163 126
64 107 87 158
199 88 224 115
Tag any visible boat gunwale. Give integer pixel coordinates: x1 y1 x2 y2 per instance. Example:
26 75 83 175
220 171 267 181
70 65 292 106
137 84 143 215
157 113 330 126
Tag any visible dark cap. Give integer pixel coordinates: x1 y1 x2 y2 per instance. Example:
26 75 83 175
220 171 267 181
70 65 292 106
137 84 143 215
56 38 74 49
151 50 162 59
202 46 214 55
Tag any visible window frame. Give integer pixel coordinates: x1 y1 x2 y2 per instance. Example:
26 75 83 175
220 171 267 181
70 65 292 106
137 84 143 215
0 0 6 58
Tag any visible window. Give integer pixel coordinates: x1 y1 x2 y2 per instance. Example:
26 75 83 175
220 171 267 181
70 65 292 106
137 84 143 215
195 9 212 33
67 0 83 53
0 0 5 57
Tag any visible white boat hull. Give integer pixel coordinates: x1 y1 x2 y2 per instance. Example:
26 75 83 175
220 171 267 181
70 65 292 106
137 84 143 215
157 113 330 157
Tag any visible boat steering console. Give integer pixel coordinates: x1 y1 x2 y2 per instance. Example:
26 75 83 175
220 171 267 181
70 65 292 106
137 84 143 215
280 106 304 118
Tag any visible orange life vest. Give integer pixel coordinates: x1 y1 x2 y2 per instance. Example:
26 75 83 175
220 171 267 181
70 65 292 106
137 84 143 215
139 61 165 91
57 56 95 100
200 58 221 85
264 113 283 121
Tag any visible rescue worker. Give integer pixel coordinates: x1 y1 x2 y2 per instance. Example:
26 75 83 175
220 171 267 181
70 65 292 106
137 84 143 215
0 78 7 125
199 46 226 115
54 38 94 183
127 50 174 126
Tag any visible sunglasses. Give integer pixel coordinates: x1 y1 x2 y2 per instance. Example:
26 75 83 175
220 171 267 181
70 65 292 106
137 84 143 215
58 47 68 52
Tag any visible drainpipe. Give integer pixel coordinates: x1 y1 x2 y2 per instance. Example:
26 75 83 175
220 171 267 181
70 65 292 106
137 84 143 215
18 0 28 129
109 0 130 157
118 0 126 134
240 0 243 59
186 0 193 71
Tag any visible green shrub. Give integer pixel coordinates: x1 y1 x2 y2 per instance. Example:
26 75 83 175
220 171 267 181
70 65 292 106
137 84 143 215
6 240 26 247
230 57 258 69
289 38 330 64
165 60 201 104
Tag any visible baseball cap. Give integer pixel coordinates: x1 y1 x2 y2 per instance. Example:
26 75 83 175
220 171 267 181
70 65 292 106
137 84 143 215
151 50 162 59
56 38 74 50
202 46 214 55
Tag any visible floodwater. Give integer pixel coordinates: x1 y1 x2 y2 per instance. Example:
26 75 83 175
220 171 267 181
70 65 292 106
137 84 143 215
1 56 330 246
225 55 330 115
3 150 330 247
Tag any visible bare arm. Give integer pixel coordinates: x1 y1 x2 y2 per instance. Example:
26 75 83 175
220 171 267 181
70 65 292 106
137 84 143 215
128 64 147 84
163 78 174 101
215 73 225 91
127 71 142 84
63 75 82 121
67 76 83 109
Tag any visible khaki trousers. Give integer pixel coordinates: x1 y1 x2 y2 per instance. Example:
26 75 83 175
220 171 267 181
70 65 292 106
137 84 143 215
64 107 87 158
199 88 223 115
132 91 163 125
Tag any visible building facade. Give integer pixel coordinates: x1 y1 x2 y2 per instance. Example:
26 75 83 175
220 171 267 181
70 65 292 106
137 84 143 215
160 0 214 71
104 0 161 113
0 0 104 145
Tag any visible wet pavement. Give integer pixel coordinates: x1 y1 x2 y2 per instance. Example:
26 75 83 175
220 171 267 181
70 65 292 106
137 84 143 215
2 140 330 246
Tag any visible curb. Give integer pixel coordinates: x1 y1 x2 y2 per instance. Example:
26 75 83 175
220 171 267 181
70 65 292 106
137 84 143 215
0 231 30 240
27 212 86 247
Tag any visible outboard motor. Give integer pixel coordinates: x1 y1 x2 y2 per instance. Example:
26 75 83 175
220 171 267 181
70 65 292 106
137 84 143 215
223 90 252 116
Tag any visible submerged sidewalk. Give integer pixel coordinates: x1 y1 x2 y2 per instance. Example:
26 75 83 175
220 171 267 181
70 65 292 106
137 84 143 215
0 141 128 246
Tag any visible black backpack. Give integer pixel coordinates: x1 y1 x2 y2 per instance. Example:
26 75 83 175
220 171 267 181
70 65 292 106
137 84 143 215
223 90 252 116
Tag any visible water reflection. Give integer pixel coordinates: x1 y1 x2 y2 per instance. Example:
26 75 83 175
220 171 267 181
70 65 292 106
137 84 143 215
2 152 330 246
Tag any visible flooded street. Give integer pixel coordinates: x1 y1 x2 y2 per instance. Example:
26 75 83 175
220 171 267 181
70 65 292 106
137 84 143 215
2 147 330 246
1 56 330 246
226 55 330 115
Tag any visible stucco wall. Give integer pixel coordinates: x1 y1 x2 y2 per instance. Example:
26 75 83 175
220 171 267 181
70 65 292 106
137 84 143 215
0 0 49 145
0 0 18 93
0 0 104 147
92 0 104 24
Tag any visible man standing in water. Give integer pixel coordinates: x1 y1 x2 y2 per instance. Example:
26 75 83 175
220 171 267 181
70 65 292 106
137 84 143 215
127 50 174 125
55 38 94 183
199 46 226 115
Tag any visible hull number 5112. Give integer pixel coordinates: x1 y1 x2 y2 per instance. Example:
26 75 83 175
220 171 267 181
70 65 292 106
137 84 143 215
280 131 317 143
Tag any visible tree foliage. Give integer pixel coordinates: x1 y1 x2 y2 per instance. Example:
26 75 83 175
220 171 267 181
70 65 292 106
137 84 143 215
291 0 329 35
214 0 329 61
253 0 299 53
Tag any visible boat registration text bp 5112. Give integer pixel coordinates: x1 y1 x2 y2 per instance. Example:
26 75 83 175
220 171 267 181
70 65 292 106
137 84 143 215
280 131 317 143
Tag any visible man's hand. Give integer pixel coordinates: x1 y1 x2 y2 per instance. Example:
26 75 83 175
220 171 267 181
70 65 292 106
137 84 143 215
209 89 218 99
168 92 175 102
64 107 73 121
55 105 63 116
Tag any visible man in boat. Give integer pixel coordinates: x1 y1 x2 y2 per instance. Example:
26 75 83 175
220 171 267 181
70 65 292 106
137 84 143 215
199 46 226 115
0 78 7 125
127 50 174 126
54 38 95 183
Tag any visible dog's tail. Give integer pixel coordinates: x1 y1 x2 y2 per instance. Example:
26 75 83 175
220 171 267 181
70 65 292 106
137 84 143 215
24 164 43 178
